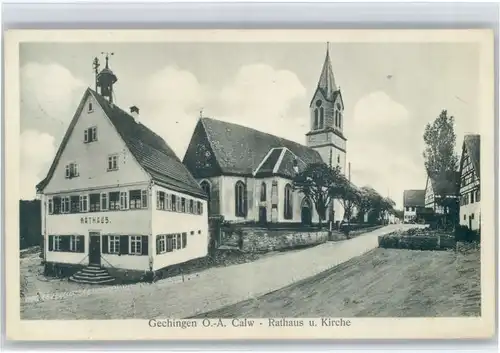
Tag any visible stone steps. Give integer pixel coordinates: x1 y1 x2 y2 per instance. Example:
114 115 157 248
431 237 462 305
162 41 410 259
69 265 115 285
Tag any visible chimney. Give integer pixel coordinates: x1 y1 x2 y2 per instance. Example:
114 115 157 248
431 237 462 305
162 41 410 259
130 106 139 120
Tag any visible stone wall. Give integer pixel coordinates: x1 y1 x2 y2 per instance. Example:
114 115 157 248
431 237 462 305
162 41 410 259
221 227 330 253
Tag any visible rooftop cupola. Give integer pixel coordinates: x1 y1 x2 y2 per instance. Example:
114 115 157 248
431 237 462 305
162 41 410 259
94 52 118 103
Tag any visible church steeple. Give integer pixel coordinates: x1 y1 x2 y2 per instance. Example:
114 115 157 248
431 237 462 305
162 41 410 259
317 42 337 100
95 52 118 103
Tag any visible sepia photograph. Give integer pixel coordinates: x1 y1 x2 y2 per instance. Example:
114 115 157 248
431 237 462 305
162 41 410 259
4 29 495 340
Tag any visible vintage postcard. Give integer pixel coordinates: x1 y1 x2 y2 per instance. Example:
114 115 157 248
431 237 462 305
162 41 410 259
4 29 496 341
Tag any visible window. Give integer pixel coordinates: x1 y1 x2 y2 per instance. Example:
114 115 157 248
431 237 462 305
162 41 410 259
181 198 186 213
70 235 82 252
172 234 177 250
61 196 70 214
176 196 181 213
339 113 342 128
176 234 182 250
48 198 54 214
476 189 481 202
141 190 148 208
79 195 88 212
130 236 142 255
65 163 79 178
52 197 61 214
335 111 339 127
319 107 324 129
471 213 475 220
405 206 409 212
200 180 211 213
120 191 129 210
88 102 93 112
89 193 100 212
101 193 108 210
109 236 120 254
157 235 166 254
70 196 80 213
165 193 172 210
470 191 475 204
197 201 203 215
284 184 293 220
84 127 97 143
314 109 319 129
108 154 118 171
189 199 194 213
157 191 165 210
193 201 198 215
53 236 62 251
337 155 340 164
171 195 177 211
166 235 174 252
109 192 120 210
260 182 267 202
129 190 142 209
464 214 466 220
235 181 247 217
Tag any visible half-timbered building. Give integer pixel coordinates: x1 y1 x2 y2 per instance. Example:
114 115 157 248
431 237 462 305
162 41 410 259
458 134 481 230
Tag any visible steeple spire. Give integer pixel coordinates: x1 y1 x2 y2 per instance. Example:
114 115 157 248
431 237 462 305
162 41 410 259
317 42 337 99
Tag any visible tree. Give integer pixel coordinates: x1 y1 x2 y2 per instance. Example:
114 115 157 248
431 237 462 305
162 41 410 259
293 163 343 228
423 110 460 227
330 175 361 231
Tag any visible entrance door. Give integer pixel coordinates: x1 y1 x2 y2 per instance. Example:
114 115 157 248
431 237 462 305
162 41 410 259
258 206 267 224
301 199 312 226
469 215 473 230
89 232 101 266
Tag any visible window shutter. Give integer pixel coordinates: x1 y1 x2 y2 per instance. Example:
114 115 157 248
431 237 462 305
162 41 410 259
61 236 70 251
142 236 149 255
120 235 129 255
182 233 187 248
48 236 54 251
101 235 108 254
77 235 85 253
141 190 148 208
65 165 70 178
156 235 160 254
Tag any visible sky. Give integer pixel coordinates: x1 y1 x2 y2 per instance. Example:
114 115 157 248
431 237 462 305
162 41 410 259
20 42 480 208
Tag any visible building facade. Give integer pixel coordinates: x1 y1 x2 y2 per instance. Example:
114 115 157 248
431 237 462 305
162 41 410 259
403 189 425 223
458 134 481 230
183 47 348 226
424 172 459 215
37 61 209 282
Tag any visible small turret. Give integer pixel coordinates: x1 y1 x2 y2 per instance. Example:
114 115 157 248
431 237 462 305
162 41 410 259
95 52 118 103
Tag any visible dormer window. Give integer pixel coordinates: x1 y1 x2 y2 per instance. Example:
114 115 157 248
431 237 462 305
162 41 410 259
88 102 93 113
84 126 97 143
65 163 79 179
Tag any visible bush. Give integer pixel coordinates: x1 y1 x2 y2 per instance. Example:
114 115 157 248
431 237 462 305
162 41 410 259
454 225 480 243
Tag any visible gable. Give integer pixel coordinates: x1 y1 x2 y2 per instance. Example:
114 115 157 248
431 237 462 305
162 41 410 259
461 134 480 179
424 176 434 204
41 90 150 194
182 119 223 179
309 87 328 107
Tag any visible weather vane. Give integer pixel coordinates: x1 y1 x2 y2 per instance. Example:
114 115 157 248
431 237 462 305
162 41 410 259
101 52 114 68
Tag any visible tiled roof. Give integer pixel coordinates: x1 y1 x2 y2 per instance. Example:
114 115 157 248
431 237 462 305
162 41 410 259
463 134 480 178
428 171 459 197
403 189 425 207
198 117 324 176
91 91 206 199
37 88 206 199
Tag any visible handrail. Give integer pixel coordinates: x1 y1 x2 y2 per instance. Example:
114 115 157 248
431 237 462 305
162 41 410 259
77 254 89 265
99 255 116 269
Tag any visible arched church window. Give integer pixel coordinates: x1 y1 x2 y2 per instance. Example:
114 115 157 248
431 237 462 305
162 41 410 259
200 180 211 213
339 113 342 129
335 111 339 127
319 107 324 129
314 109 319 129
260 182 267 202
235 181 247 217
284 184 293 220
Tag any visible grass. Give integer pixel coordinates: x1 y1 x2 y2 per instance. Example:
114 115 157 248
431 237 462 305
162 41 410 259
194 247 481 318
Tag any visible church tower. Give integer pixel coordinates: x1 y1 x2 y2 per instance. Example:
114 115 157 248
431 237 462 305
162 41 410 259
306 44 347 175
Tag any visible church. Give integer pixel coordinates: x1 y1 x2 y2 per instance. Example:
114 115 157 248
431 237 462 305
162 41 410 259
183 46 348 226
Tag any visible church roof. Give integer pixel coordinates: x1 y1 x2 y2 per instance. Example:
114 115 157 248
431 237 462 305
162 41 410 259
184 117 323 178
403 189 425 207
316 46 337 100
37 88 206 199
463 134 480 178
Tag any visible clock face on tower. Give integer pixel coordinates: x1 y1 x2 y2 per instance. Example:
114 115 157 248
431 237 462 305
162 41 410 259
315 100 322 107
